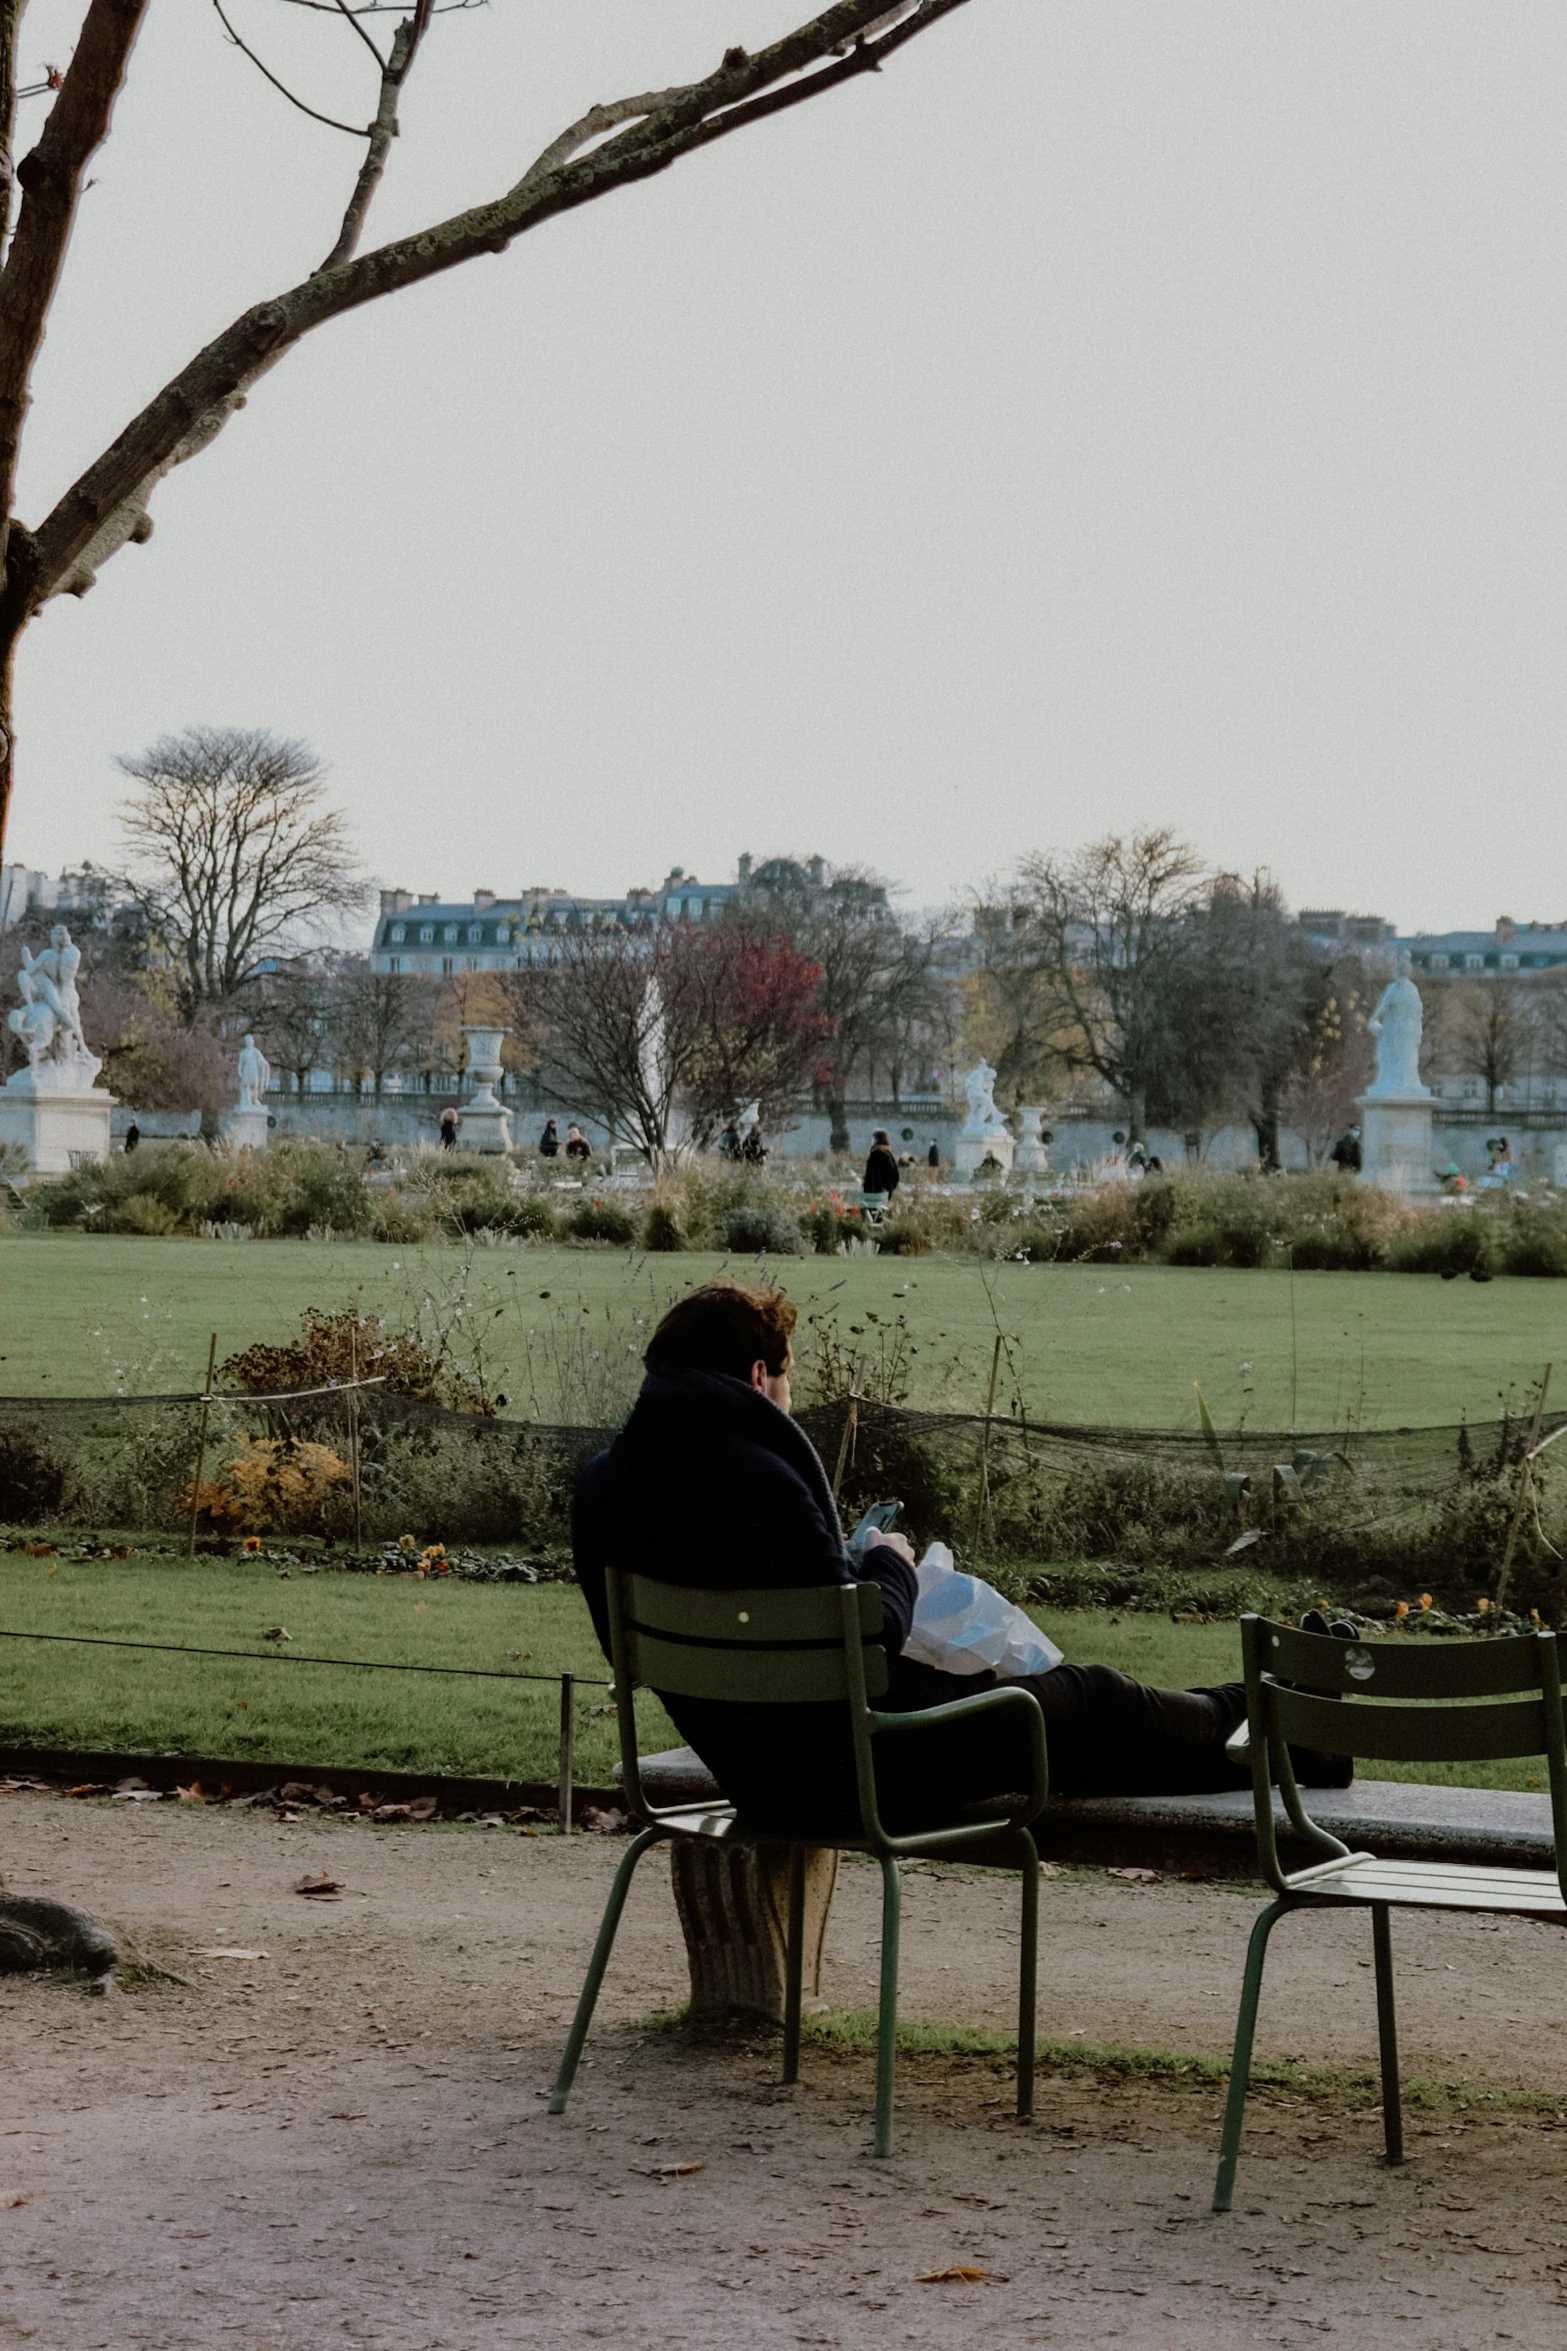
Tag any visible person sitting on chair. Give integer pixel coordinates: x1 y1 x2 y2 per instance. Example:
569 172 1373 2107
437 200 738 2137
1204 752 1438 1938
571 1284 1345 1838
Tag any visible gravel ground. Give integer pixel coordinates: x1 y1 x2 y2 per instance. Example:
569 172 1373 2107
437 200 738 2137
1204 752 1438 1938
2 1786 1566 2348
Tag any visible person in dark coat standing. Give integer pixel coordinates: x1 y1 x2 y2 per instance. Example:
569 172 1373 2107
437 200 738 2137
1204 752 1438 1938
926 1137 940 1170
1329 1125 1362 1173
123 1121 140 1154
439 1107 459 1150
863 1129 900 1198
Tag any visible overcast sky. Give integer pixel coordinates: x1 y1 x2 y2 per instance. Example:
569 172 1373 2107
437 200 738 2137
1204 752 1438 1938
6 0 1566 934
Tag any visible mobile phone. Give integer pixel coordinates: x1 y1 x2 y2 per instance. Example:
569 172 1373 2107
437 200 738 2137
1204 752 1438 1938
847 1500 901 1558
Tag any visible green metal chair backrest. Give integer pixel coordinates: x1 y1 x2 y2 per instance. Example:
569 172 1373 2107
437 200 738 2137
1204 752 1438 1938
1239 1614 1567 1895
604 1568 889 1829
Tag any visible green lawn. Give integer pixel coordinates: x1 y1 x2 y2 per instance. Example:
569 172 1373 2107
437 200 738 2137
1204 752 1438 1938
1 1231 1560 1432
0 1552 1547 1794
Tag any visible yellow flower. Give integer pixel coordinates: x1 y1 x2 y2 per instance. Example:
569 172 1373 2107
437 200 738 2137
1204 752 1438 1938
1478 1597 1490 1612
398 1533 418 1553
1419 1593 1432 1611
1394 1601 1409 1618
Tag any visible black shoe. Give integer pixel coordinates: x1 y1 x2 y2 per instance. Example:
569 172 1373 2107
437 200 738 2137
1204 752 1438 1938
1287 1744 1354 1790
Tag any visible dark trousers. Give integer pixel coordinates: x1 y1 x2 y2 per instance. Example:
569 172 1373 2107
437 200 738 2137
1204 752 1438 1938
1022 1662 1248 1799
873 1663 1249 1830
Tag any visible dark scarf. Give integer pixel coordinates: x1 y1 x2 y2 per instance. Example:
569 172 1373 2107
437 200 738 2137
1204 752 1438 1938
609 1368 851 1570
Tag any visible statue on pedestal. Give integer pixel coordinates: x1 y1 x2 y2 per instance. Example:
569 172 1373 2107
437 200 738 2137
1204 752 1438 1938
1365 954 1429 1100
959 1060 1007 1138
6 925 99 1087
235 1034 271 1109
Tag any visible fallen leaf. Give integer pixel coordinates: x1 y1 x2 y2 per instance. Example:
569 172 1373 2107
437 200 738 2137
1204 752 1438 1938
644 2161 705 2180
61 1783 106 1799
176 1783 206 1805
293 1873 342 1900
407 1796 438 1821
579 1806 627 1835
0 2191 30 2209
261 1626 292 1641
1106 1867 1161 1884
193 1948 269 1961
917 2265 986 2284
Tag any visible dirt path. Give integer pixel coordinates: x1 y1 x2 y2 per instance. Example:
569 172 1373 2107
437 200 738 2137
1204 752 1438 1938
2 1786 1566 2348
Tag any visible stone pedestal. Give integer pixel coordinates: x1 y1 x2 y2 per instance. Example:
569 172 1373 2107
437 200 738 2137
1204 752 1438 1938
1013 1106 1050 1177
0 1068 114 1177
1359 1092 1440 1200
459 1025 512 1153
219 1105 270 1152
955 1129 1014 1179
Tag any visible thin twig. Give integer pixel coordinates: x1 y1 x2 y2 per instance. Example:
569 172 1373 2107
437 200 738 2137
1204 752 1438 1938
211 0 367 135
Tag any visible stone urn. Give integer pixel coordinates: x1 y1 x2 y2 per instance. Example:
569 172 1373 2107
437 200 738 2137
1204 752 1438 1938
459 1026 512 1153
1013 1106 1050 1177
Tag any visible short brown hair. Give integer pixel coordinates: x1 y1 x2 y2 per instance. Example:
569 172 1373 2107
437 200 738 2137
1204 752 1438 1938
644 1282 797 1382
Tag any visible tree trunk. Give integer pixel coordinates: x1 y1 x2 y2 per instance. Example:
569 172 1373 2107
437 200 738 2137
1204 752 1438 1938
827 1087 850 1153
1252 1077 1282 1172
669 1841 837 2023
0 627 17 867
1124 1089 1146 1144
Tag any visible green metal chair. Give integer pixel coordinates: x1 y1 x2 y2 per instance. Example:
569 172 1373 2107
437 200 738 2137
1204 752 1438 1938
1213 1613 1567 2212
548 1568 1048 2156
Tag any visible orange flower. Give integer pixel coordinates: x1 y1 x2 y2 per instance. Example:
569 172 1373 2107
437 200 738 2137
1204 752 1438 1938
1478 1596 1491 1612
242 1535 262 1555
1419 1593 1432 1611
1394 1601 1409 1618
1531 1609 1542 1625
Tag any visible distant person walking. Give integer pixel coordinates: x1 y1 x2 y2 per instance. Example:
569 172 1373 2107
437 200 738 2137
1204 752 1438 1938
864 1129 900 1198
539 1118 559 1160
927 1137 940 1171
1329 1125 1362 1173
123 1120 140 1154
439 1107 459 1150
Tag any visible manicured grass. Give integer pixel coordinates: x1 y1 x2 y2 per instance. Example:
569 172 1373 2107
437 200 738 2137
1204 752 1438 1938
0 1554 1546 1795
1 1231 1560 1431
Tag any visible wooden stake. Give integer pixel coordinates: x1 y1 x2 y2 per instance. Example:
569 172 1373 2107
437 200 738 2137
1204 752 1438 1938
557 1673 575 1834
1495 1363 1552 1613
348 1322 363 1554
187 1332 218 1561
830 1395 858 1503
972 1332 1003 1556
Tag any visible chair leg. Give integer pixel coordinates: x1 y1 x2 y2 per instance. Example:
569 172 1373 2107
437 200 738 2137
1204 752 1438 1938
1013 1829 1039 2120
782 1843 806 2086
1371 1901 1403 2167
1212 1897 1287 2212
548 1827 661 2117
873 1856 902 2159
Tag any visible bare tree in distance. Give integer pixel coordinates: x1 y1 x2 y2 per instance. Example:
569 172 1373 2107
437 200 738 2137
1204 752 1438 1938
1008 830 1209 1143
1446 976 1533 1114
737 857 910 1148
532 922 827 1164
0 0 973 863
252 951 342 1099
1279 971 1375 1165
115 727 367 1019
332 963 438 1099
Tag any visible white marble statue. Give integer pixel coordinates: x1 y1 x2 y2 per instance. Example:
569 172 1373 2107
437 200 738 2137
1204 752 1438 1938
1365 954 1429 1100
235 1033 272 1110
7 924 96 1082
959 1060 1007 1139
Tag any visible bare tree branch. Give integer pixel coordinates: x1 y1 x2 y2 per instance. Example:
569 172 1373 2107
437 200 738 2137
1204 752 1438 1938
0 0 24 266
318 0 434 272
23 0 972 613
0 0 149 579
326 0 387 73
211 0 367 135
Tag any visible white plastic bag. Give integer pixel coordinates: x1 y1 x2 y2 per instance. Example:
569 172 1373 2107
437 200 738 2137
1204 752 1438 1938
901 1542 1063 1681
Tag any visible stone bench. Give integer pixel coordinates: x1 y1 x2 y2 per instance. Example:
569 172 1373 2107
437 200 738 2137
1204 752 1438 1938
635 1747 1556 2021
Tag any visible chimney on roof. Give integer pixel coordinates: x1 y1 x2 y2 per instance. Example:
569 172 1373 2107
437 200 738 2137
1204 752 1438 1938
737 852 753 883
473 889 495 912
807 854 825 888
379 888 414 916
1497 916 1516 942
418 892 438 905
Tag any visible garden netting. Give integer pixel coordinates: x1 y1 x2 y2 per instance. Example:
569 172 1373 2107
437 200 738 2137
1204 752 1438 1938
2 1384 1565 1613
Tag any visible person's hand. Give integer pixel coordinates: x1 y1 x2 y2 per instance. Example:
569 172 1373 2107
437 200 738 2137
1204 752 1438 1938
869 1529 916 1567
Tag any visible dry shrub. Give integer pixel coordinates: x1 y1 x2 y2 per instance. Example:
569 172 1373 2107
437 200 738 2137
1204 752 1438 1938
220 1307 487 1413
184 1434 350 1534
